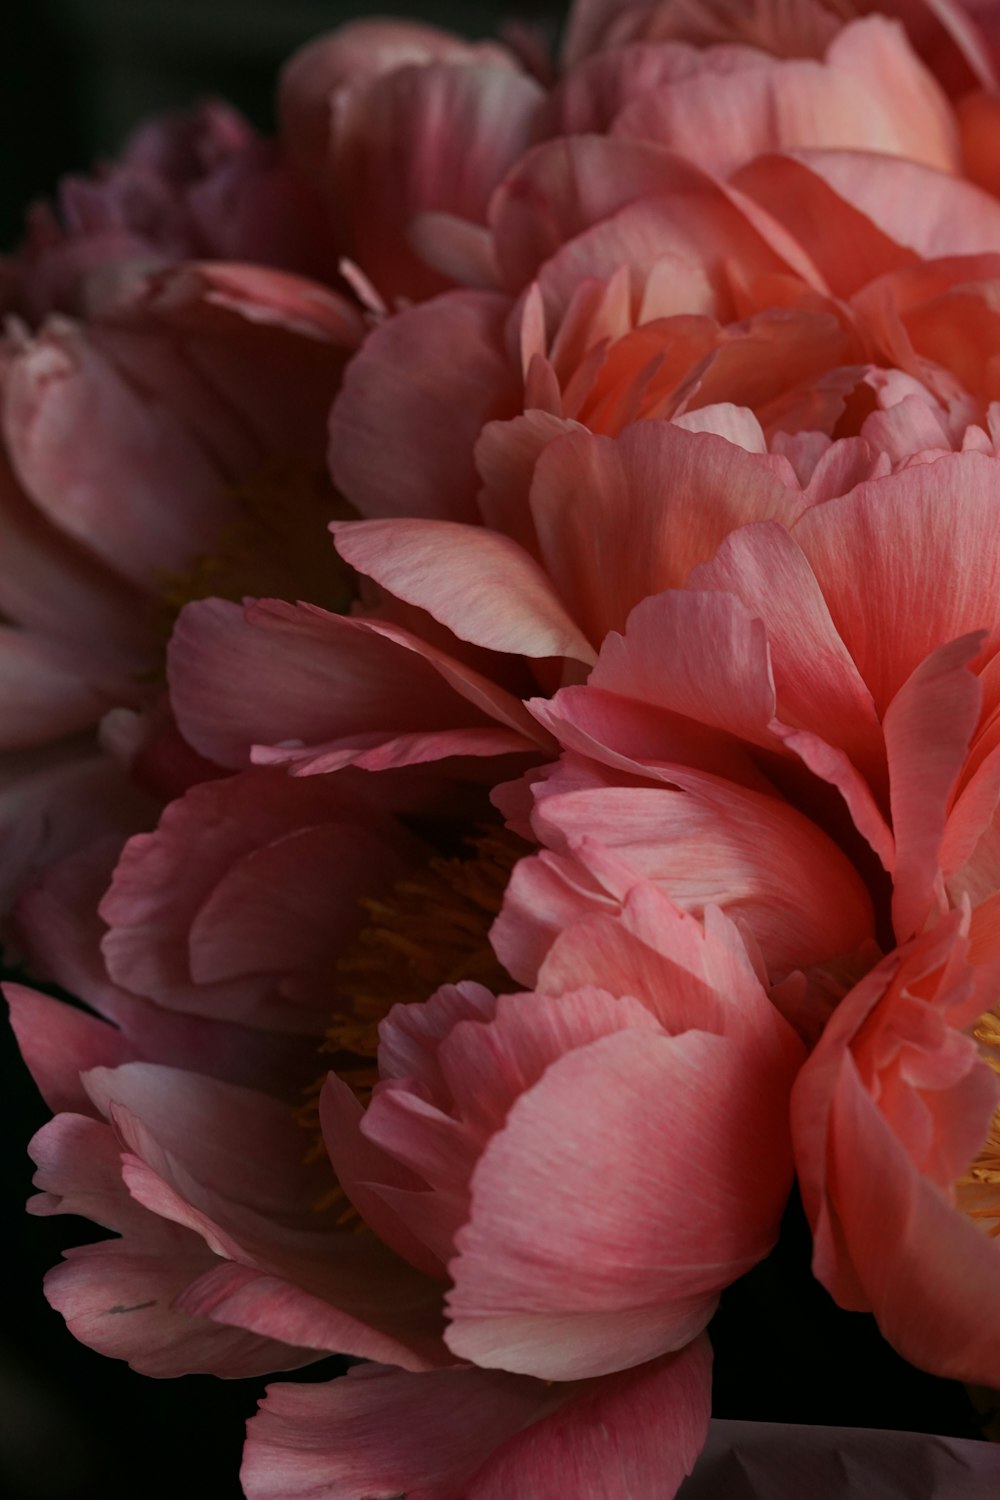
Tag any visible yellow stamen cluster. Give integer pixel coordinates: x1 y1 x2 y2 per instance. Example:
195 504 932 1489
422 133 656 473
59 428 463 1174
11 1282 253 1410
299 827 528 1197
156 462 354 647
957 1009 1000 1240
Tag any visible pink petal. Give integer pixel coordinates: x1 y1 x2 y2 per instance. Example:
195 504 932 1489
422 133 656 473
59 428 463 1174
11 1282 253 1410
884 635 984 940
30 1114 313 1377
168 597 543 770
330 63 544 302
333 518 596 663
242 1362 548 1500
792 451 1000 713
328 290 517 523
528 421 803 643
446 1028 791 1378
469 1338 712 1499
6 984 136 1115
614 18 958 177
99 768 418 1032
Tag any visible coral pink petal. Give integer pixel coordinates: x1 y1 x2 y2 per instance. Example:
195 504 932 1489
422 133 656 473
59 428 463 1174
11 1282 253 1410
528 422 802 643
6 985 136 1116
615 19 958 177
328 290 517 523
526 771 874 978
793 452 1000 713
333 518 596 663
825 1055 1000 1384
884 635 984 941
242 1362 549 1500
320 1072 447 1281
446 1029 790 1379
687 521 884 775
469 1338 712 1499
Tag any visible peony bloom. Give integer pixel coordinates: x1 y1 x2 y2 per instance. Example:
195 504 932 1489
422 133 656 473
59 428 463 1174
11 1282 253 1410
14 0 1000 1494
1 101 333 324
792 907 1000 1383
322 881 802 1381
0 261 361 909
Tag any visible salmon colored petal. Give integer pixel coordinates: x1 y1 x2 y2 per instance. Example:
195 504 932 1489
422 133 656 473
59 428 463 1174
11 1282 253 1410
528 421 803 642
333 518 597 663
446 1028 791 1379
328 290 516 524
615 18 958 177
793 452 1000 713
474 410 582 555
884 635 984 941
825 1055 1000 1385
521 763 875 978
687 521 884 776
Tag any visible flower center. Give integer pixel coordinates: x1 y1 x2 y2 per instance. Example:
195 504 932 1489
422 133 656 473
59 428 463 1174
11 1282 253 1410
300 826 527 1208
957 1009 1000 1240
155 462 354 644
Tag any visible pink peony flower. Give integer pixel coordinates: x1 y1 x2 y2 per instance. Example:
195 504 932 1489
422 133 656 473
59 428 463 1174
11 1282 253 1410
0 261 362 909
792 908 1000 1383
1 101 333 324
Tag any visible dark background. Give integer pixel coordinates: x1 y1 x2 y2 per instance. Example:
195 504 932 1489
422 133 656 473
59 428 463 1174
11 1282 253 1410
0 2 990 1496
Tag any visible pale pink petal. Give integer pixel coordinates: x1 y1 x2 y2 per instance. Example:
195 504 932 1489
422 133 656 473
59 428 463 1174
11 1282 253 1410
614 19 958 176
474 410 582 554
328 290 516 523
446 1028 791 1378
333 518 596 663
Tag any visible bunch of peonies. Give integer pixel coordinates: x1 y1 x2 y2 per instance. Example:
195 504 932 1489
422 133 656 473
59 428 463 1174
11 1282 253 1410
9 0 1000 1493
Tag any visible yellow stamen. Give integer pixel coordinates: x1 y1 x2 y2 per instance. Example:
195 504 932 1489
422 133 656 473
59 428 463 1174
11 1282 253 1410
155 462 354 647
299 826 528 1209
957 1008 1000 1239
